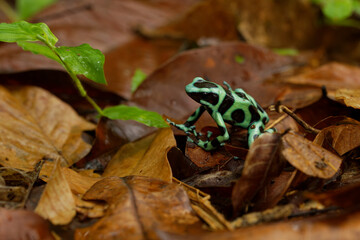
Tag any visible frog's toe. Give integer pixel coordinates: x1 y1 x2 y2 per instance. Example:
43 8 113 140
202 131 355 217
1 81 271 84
265 127 276 133
166 119 175 125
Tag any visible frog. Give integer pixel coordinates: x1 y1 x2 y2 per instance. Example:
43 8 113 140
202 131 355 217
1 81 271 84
167 77 275 151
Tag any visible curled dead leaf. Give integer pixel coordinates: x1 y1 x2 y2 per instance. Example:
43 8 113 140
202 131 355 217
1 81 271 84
103 128 174 182
335 88 360 109
0 208 54 240
0 86 95 171
232 133 283 214
314 123 360 156
35 162 76 225
282 131 342 179
75 176 203 239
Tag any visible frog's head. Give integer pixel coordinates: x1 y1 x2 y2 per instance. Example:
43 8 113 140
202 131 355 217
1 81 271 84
185 77 220 105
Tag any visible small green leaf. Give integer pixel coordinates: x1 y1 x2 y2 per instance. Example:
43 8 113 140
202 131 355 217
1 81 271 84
272 48 299 56
103 105 168 128
235 55 245 64
131 69 147 93
0 21 58 47
55 44 107 85
17 41 61 63
16 0 57 21
323 0 353 20
353 0 360 15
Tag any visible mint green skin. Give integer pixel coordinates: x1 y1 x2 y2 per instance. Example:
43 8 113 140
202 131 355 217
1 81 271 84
168 77 275 151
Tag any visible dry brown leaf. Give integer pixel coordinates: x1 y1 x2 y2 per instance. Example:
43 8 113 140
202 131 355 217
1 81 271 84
286 62 360 90
40 163 105 219
306 181 360 208
0 208 54 240
103 128 174 182
35 162 76 225
335 88 360 109
232 133 283 214
0 86 95 171
282 131 342 179
314 124 360 156
75 176 203 240
163 209 360 240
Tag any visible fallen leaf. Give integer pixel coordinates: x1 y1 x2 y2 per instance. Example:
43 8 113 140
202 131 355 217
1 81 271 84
314 123 360 156
236 0 319 48
232 133 283 214
0 85 95 171
75 176 203 239
167 147 202 180
103 128 174 182
0 0 198 98
282 131 342 179
39 163 104 219
286 62 360 90
35 162 76 225
185 143 232 169
0 208 54 240
253 171 297 211
161 209 360 240
307 181 360 208
335 88 360 109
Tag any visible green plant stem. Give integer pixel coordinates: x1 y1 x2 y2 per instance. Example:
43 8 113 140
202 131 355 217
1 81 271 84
0 0 18 22
66 67 104 115
44 42 104 115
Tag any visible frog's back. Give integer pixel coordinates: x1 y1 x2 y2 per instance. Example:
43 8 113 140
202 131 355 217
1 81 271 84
222 89 269 128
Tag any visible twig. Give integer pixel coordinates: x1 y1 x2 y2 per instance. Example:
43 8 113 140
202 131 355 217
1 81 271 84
269 103 320 135
18 160 45 209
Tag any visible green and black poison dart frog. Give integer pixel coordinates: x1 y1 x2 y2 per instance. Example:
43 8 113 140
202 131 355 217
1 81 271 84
167 77 275 151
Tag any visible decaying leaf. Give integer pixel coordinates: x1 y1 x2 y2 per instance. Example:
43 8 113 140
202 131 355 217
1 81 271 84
335 88 360 109
35 162 76 225
232 133 283 214
285 62 360 90
39 163 104 219
164 209 360 240
282 131 342 178
0 86 95 171
75 176 203 239
307 181 360 208
103 128 174 182
314 123 360 156
253 171 297 211
0 208 54 240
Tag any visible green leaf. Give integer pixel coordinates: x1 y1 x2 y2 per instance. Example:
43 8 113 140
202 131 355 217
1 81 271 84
102 105 168 128
131 69 147 93
55 44 107 85
235 55 245 64
323 0 353 20
17 41 61 63
16 0 57 20
353 0 360 15
272 48 299 56
0 21 57 47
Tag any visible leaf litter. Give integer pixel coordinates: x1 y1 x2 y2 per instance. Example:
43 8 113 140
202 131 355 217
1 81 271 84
3 0 360 239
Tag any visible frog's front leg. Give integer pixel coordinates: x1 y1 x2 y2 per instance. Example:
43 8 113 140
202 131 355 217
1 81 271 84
167 106 205 135
195 112 229 151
